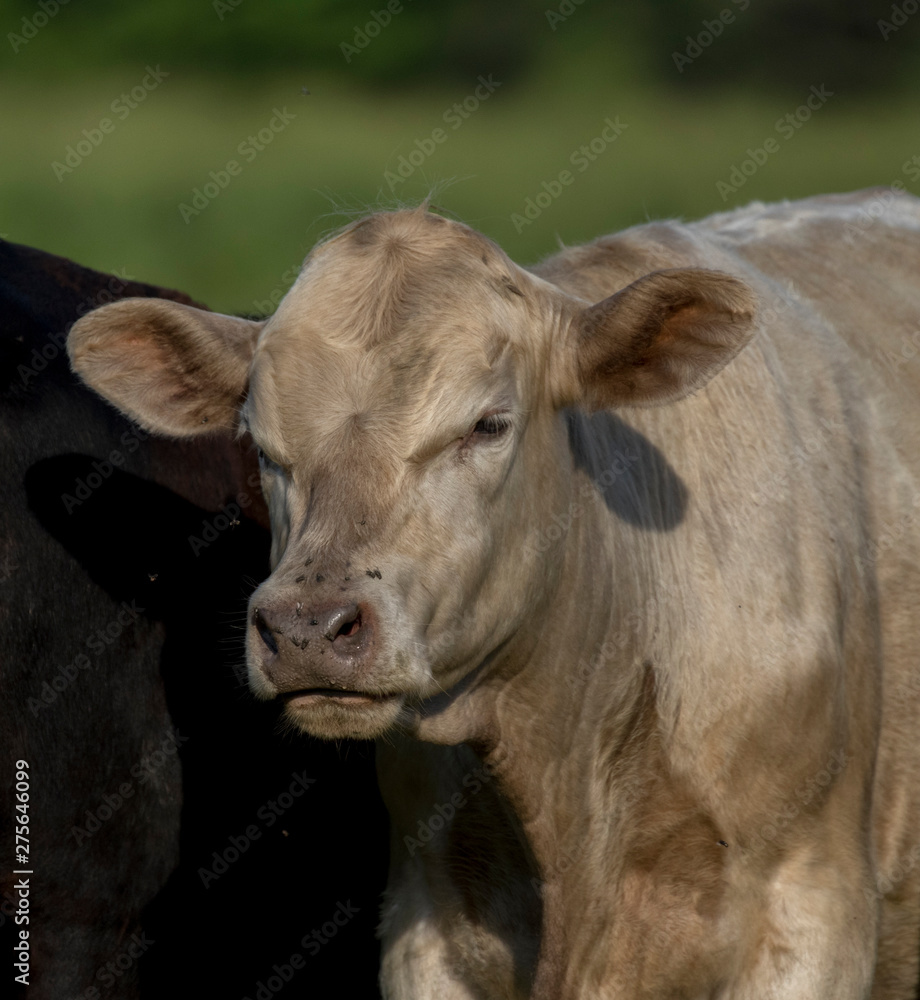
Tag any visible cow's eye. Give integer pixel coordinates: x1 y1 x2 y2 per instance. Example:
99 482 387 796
472 414 510 438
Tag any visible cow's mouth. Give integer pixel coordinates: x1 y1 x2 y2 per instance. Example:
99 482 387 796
279 686 406 739
282 688 401 708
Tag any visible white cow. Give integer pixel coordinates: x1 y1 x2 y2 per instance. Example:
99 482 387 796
70 190 920 998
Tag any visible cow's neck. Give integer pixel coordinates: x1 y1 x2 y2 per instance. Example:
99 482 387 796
416 475 725 996
418 472 670 819
481 491 669 852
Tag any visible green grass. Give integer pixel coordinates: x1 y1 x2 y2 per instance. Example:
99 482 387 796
3 67 919 314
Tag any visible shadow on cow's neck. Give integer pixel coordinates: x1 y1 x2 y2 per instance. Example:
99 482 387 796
565 410 688 531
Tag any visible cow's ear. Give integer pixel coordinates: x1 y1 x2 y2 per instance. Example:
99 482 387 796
560 268 756 409
68 298 264 437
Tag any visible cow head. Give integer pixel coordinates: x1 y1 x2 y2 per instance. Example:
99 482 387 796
68 208 755 740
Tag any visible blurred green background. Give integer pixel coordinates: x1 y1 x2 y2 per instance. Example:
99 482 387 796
2 0 919 313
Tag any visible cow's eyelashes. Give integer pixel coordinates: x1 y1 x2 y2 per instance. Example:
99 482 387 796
455 413 511 456
472 414 511 438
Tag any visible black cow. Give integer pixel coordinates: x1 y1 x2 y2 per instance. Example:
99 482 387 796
0 241 387 999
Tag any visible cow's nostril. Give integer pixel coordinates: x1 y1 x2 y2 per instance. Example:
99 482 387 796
253 608 279 656
336 610 362 640
322 604 362 643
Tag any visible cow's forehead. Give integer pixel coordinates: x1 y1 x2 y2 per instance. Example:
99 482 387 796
280 208 527 344
243 210 532 464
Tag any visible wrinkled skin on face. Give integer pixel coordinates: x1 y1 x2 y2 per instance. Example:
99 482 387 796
66 207 754 742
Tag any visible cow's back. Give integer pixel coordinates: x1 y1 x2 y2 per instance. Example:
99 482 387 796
705 191 920 986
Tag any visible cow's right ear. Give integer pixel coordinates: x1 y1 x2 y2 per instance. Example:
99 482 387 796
556 268 756 410
68 298 264 437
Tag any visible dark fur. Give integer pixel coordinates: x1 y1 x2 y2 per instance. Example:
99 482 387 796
0 241 387 999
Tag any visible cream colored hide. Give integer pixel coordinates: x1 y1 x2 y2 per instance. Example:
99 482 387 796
68 191 920 999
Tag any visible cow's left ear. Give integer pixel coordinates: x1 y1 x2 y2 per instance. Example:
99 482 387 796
559 268 756 409
68 298 264 437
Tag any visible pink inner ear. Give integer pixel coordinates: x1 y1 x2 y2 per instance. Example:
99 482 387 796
69 299 262 438
653 302 706 349
572 268 756 410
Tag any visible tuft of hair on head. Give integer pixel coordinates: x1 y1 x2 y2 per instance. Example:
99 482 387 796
308 177 478 253
414 177 470 220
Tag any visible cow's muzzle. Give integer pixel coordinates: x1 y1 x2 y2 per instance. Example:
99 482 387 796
251 599 379 690
248 592 409 739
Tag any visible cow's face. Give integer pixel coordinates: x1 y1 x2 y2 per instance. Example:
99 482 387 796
68 208 755 740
